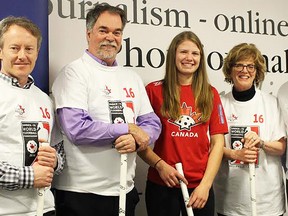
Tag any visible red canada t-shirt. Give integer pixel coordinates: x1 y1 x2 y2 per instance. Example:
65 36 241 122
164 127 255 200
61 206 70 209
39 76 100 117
146 80 228 188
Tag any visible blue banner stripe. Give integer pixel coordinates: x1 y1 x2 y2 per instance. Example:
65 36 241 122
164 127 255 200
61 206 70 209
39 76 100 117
0 0 49 94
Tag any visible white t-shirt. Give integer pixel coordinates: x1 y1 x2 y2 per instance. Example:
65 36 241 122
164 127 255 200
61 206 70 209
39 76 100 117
52 52 154 196
278 81 288 179
214 89 286 216
0 79 56 215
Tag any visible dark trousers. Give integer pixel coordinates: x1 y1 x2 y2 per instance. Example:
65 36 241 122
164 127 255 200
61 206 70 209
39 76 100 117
44 211 55 216
54 187 139 216
287 179 288 203
218 213 283 216
145 180 215 216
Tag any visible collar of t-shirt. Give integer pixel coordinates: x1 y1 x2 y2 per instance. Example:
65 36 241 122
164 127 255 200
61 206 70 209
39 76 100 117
0 72 34 89
232 85 256 102
85 49 118 66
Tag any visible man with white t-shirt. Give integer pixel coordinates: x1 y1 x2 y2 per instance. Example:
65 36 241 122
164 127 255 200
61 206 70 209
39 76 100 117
0 16 64 216
52 3 161 216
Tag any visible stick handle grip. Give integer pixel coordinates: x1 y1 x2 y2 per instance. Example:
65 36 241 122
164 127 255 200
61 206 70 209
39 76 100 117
36 142 50 216
175 163 194 216
119 153 128 216
249 163 257 216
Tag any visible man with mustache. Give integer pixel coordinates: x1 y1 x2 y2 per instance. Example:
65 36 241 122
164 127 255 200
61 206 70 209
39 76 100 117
52 3 161 216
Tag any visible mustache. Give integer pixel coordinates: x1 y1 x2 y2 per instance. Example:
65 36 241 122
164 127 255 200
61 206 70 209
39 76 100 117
99 41 117 48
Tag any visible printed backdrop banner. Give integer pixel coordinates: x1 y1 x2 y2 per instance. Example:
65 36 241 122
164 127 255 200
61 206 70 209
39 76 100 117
49 0 288 96
0 0 49 94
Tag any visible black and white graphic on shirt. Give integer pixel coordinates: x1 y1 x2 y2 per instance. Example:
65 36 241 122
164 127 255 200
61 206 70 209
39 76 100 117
109 100 135 124
229 126 259 167
22 121 50 166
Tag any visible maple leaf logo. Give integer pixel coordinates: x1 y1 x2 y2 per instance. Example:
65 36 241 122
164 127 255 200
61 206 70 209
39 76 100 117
169 102 202 130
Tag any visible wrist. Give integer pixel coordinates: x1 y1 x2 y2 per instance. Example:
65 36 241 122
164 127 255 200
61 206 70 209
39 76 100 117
153 158 162 169
128 123 136 135
135 143 140 151
230 149 237 160
259 140 266 149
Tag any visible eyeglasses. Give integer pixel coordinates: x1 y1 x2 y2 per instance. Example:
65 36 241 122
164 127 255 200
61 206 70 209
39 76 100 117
233 64 256 73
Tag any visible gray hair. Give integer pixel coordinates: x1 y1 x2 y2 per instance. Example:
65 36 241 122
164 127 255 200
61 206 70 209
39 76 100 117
86 3 127 31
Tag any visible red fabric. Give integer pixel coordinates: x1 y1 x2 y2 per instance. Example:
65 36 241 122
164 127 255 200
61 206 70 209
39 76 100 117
146 81 228 188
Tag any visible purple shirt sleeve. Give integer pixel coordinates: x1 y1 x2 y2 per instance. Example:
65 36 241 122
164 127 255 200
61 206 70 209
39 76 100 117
57 107 161 146
57 107 128 146
136 112 161 145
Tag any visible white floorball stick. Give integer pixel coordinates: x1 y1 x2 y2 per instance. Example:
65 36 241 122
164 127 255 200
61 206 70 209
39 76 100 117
175 163 194 216
36 142 49 216
119 153 128 216
249 163 257 216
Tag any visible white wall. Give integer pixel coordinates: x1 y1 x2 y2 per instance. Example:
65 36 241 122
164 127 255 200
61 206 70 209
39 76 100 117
49 1 288 215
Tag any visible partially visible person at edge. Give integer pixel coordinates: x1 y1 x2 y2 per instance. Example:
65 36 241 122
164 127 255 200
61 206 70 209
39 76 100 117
0 16 65 216
214 43 286 216
137 31 228 216
51 3 161 216
277 81 288 201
